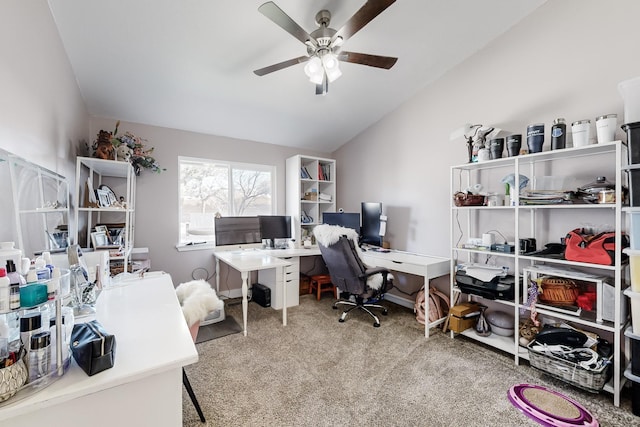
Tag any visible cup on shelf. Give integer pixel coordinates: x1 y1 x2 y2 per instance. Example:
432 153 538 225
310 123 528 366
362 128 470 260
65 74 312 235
571 119 591 147
506 134 522 157
526 124 544 153
596 114 617 143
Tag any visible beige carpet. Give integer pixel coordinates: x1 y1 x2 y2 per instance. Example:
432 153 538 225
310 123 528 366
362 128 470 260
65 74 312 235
183 295 636 426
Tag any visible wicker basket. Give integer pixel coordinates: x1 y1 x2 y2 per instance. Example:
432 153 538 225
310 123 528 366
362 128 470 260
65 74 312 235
453 192 485 207
539 277 579 306
527 341 611 393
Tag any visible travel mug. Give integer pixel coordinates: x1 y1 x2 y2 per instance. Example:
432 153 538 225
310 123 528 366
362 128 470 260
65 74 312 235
506 134 522 157
596 114 617 143
571 120 591 147
527 123 545 153
490 138 504 159
551 118 566 150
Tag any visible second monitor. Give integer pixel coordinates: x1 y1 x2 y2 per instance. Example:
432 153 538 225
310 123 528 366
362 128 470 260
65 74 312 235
258 215 292 249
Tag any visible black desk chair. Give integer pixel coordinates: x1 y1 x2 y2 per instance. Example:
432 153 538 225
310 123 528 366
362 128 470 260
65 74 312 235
314 224 393 327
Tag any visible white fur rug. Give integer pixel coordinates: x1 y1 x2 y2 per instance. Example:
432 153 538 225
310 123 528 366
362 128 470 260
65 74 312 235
176 279 223 327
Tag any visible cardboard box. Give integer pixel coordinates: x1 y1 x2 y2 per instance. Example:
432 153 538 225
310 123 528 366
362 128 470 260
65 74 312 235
449 301 481 333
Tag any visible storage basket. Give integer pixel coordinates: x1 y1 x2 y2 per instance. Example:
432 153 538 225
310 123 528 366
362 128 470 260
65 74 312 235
453 192 485 207
539 277 579 306
527 341 611 393
0 357 28 402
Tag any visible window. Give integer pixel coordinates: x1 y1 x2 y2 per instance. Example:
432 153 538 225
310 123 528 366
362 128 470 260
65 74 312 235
178 156 275 245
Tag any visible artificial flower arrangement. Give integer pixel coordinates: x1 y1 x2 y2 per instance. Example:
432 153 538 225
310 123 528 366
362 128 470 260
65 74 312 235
92 121 165 175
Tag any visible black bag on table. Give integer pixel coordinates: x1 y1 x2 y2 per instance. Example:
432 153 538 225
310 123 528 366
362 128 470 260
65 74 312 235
71 320 116 376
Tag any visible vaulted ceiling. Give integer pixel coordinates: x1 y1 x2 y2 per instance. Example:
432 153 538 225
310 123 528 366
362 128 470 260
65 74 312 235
48 0 546 152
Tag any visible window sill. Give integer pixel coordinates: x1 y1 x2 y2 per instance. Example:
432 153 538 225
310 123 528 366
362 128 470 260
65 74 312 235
176 242 216 252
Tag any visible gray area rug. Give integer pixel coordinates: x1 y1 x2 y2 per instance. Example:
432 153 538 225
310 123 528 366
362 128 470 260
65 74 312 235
183 295 637 426
195 315 242 344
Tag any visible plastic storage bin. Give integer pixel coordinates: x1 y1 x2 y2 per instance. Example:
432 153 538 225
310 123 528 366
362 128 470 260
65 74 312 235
625 327 640 376
619 76 640 124
624 368 640 416
629 213 640 249
624 249 640 292
623 122 640 164
625 288 640 335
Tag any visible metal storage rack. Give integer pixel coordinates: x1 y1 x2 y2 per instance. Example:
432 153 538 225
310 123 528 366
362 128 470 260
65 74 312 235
449 141 628 406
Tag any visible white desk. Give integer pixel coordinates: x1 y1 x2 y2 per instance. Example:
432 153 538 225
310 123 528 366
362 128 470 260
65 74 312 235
361 249 450 338
214 246 449 338
0 272 198 427
214 250 292 336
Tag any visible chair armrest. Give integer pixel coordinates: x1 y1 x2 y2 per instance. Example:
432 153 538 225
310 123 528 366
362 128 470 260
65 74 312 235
360 267 389 278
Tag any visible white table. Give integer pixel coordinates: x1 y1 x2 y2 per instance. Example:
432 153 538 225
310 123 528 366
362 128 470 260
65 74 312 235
361 249 450 338
214 250 291 336
0 272 198 427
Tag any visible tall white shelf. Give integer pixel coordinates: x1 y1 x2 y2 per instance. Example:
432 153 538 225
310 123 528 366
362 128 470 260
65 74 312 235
74 157 136 273
285 155 336 246
449 141 628 406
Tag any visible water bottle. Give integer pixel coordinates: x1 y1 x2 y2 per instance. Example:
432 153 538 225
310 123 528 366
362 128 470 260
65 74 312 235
551 118 566 150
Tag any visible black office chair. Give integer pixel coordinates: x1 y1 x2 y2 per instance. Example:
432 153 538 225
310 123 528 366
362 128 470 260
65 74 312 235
314 224 393 327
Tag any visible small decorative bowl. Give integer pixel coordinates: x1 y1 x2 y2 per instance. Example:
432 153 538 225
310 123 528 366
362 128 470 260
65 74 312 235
0 357 28 402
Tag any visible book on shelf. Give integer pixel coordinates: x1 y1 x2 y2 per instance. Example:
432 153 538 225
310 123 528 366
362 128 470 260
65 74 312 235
300 167 311 179
319 163 330 181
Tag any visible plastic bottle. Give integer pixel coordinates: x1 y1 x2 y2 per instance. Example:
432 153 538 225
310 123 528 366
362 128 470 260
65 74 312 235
0 268 9 314
48 267 61 300
42 251 54 276
6 260 23 310
551 118 567 150
28 331 50 382
34 256 50 280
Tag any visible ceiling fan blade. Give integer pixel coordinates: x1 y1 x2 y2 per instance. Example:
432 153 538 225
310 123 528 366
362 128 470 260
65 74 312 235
254 56 309 76
337 51 397 69
258 2 317 47
332 0 396 43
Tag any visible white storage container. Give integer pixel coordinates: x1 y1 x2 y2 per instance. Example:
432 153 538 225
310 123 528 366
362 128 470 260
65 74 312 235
618 76 640 124
625 288 640 335
624 248 640 292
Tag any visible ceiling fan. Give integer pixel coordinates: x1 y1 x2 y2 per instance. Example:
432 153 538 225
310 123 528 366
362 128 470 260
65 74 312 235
253 1 398 95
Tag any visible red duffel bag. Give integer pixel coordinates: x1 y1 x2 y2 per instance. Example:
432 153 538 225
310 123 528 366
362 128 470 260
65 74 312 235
564 228 629 265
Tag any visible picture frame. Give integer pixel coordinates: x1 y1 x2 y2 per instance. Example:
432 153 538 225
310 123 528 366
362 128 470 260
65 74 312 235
99 185 117 206
91 231 110 248
95 225 109 234
95 188 111 207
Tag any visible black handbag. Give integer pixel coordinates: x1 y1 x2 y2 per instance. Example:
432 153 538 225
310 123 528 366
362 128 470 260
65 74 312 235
71 320 116 376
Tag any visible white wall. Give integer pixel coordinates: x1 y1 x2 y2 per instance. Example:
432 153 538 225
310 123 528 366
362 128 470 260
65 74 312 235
0 1 88 247
334 0 640 257
88 117 328 287
0 0 87 179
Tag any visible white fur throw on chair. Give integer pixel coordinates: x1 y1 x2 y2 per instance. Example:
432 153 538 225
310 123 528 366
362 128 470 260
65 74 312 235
176 279 223 328
313 224 391 290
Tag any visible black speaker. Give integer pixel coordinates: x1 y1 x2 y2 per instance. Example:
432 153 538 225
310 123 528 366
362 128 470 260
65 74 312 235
252 283 271 307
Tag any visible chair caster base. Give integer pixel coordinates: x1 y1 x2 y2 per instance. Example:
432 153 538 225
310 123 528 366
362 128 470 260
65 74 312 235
374 322 380 327
339 318 345 323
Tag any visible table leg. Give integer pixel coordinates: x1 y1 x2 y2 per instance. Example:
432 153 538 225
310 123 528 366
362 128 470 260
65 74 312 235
423 275 430 339
282 266 287 326
241 271 248 336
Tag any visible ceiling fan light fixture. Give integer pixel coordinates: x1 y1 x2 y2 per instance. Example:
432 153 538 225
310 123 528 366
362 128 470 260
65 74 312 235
321 52 341 82
304 56 323 77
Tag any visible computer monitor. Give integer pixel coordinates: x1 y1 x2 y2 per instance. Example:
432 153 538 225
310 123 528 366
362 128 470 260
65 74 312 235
322 212 361 233
361 202 383 246
258 215 291 248
214 216 262 250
